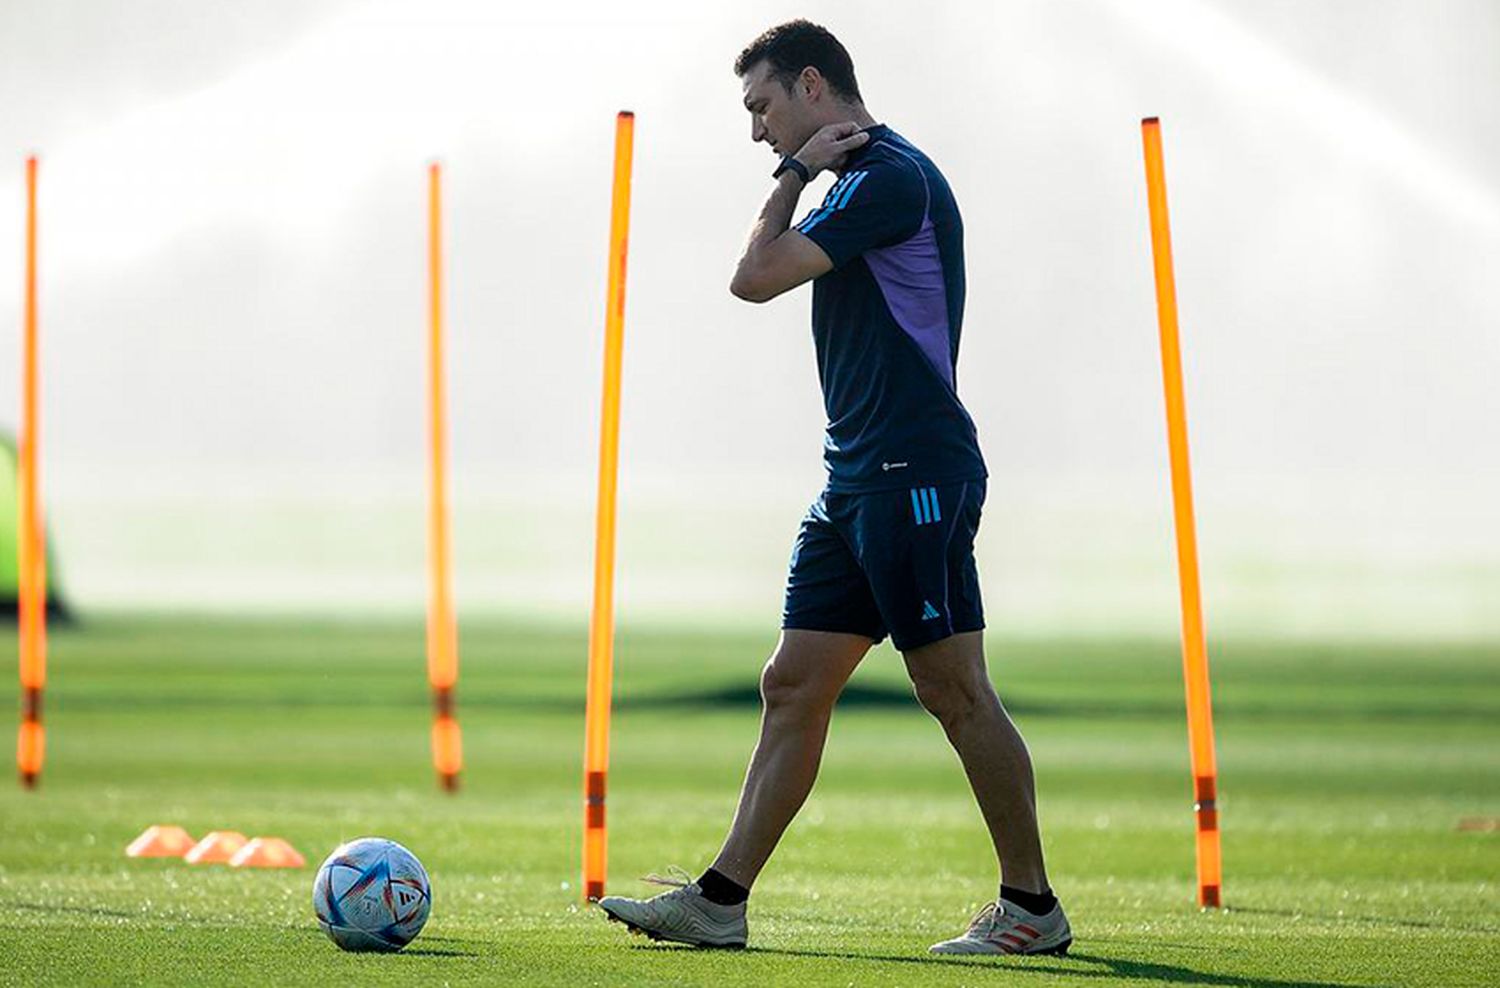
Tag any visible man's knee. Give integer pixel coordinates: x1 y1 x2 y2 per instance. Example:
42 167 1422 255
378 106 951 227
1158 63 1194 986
910 666 993 730
759 653 837 718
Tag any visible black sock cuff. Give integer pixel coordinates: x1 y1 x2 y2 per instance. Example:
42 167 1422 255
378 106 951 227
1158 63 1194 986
1000 884 1057 915
697 867 750 906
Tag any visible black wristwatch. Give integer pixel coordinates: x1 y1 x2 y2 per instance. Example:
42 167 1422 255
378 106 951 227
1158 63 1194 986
773 155 811 184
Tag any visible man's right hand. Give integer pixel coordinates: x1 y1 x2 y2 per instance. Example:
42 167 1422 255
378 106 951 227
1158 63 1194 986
791 122 871 179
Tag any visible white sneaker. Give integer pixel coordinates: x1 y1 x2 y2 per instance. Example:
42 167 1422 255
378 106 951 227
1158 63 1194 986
929 897 1072 955
598 870 748 949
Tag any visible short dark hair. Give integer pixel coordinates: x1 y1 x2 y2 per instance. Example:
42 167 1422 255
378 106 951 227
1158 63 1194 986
734 20 862 103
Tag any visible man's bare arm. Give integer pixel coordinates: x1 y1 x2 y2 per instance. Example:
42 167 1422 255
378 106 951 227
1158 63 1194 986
729 174 830 303
730 122 870 303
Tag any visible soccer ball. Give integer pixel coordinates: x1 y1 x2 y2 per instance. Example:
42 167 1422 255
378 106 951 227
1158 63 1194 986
312 837 432 952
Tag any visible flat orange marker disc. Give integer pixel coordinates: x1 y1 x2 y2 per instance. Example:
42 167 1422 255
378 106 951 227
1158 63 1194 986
125 825 196 858
229 837 306 869
185 831 250 864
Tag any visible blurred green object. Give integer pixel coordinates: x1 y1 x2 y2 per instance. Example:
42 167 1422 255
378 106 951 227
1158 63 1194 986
0 430 71 622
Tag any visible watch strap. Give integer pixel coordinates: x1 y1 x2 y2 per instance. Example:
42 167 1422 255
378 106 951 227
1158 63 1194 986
773 156 811 184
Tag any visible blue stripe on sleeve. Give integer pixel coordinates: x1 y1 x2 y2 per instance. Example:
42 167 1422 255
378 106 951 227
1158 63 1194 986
928 487 941 522
798 171 867 234
835 170 869 208
910 488 924 525
796 172 855 234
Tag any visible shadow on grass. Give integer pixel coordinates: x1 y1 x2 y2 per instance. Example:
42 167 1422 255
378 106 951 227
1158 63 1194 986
1044 952 1390 988
404 934 483 956
287 927 481 957
749 946 1389 987
398 947 481 958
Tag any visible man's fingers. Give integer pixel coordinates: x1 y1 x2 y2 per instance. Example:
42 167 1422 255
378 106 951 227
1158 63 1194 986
793 122 869 173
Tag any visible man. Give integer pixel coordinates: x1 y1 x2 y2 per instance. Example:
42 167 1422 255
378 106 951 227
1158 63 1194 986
599 19 1070 957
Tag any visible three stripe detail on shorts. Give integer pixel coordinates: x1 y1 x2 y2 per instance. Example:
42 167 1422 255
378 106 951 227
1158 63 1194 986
910 487 942 526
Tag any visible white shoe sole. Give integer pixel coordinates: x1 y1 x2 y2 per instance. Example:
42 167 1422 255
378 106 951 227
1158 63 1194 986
930 934 1072 956
599 902 747 950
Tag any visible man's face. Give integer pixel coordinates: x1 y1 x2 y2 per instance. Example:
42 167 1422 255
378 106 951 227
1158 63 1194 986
740 60 818 158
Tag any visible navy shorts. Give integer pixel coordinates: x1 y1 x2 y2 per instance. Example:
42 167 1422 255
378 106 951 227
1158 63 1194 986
781 480 986 652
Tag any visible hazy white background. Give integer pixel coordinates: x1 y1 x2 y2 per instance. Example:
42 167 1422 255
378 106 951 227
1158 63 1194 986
1 0 1496 637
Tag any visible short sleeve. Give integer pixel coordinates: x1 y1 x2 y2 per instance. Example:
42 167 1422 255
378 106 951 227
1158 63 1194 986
795 161 927 270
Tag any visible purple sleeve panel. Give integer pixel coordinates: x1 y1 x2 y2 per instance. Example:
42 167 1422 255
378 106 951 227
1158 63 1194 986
864 217 954 389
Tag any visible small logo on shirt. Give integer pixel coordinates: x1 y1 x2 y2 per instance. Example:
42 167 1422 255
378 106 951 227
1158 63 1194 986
922 601 942 621
882 461 908 472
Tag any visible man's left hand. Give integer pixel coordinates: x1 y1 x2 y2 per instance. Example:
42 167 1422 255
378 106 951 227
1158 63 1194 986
791 122 870 179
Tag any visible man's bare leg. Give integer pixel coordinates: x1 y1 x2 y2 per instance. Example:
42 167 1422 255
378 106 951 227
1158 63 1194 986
709 629 872 888
903 630 1049 893
595 630 869 946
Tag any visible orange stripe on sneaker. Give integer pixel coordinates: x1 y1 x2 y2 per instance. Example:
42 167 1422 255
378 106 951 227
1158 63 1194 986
1015 923 1042 938
999 932 1029 949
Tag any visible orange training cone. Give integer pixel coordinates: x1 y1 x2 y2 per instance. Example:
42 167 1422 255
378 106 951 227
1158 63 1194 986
125 825 196 858
229 837 306 869
185 831 249 864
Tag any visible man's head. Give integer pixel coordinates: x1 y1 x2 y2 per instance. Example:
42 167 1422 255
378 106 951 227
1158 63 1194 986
736 20 864 158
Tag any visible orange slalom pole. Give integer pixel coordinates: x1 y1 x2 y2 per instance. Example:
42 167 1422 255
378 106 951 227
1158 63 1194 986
426 162 461 792
582 111 635 902
1141 118 1222 908
17 155 47 789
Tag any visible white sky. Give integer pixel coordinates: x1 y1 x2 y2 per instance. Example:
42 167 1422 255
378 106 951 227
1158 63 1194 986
1 0 1497 633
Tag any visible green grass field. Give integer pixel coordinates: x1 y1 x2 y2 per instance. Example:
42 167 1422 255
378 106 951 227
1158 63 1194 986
1 616 1496 986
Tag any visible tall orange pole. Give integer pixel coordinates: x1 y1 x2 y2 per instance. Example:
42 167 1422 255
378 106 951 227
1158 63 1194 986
426 162 462 792
1141 117 1222 908
17 155 47 789
583 111 635 902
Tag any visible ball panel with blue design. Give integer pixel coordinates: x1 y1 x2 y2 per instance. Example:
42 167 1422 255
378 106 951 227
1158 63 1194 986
312 837 431 952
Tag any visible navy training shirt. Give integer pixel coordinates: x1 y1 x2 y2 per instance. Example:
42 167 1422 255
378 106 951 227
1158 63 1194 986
793 124 986 493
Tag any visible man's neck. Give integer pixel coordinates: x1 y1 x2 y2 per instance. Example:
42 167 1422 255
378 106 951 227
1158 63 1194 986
837 103 878 130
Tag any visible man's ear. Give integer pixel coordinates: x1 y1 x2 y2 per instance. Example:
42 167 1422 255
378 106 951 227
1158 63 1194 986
799 66 823 101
